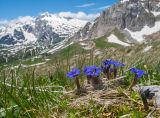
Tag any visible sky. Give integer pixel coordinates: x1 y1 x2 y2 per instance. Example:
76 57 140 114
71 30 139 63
0 0 118 21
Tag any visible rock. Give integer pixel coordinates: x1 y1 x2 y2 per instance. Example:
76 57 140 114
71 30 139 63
71 22 92 41
34 18 64 45
144 31 160 40
133 85 160 108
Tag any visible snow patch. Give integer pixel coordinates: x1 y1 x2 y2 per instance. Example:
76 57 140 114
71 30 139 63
143 46 152 52
120 0 129 3
11 62 46 69
151 11 160 17
47 40 74 54
62 41 74 48
23 31 37 44
47 42 65 54
45 59 51 61
79 42 88 46
94 50 103 56
80 41 95 50
145 9 149 13
107 34 130 46
125 21 160 42
82 46 93 50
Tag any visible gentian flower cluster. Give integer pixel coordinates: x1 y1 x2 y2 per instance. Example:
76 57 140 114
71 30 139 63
101 59 125 79
66 59 146 109
66 59 145 92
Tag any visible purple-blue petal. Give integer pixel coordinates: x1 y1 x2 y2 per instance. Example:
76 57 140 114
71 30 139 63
130 68 145 78
102 59 125 72
110 60 125 67
83 65 101 77
66 68 80 79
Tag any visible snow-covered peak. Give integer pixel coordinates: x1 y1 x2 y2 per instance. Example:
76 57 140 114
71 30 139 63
0 16 35 34
13 16 35 24
39 12 52 17
120 0 129 3
39 12 88 27
0 12 88 46
37 12 87 37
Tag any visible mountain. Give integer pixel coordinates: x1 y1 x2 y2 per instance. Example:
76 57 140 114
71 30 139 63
71 0 160 43
0 12 87 46
0 12 88 63
1 0 160 64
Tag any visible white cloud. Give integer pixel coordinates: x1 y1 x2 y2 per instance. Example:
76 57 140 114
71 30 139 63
0 11 100 25
0 16 35 26
57 12 100 21
97 5 110 10
76 3 96 8
0 20 8 25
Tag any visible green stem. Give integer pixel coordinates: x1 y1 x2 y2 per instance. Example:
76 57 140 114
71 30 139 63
129 77 137 91
75 77 81 90
106 68 110 80
113 66 117 78
92 77 100 85
87 76 91 84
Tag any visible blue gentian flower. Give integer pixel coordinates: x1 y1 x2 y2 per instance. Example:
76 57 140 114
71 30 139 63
102 59 125 68
67 68 80 79
101 59 112 73
102 59 125 79
110 60 125 67
83 66 92 75
83 66 101 77
130 68 145 78
102 59 112 68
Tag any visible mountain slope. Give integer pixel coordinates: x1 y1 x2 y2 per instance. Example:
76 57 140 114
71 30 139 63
71 0 160 43
0 13 88 63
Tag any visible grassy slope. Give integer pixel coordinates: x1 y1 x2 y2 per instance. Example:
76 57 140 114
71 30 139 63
56 43 86 59
1 36 160 117
112 28 126 42
94 36 123 49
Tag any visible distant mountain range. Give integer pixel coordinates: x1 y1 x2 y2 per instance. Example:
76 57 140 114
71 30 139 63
0 0 160 64
0 12 87 46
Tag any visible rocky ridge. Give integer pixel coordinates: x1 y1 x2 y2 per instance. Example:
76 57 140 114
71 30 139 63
71 0 160 42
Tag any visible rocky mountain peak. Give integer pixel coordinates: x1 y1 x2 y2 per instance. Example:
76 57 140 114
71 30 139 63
71 0 160 42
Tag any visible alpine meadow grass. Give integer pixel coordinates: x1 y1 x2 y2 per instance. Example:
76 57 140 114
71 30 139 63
0 41 160 118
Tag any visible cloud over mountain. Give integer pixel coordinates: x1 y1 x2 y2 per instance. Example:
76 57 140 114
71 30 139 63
57 12 100 21
76 3 96 8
